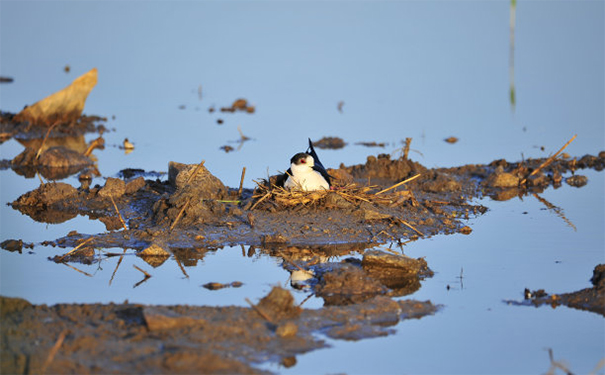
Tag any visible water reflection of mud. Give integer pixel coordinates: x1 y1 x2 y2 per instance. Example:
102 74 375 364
1 112 106 180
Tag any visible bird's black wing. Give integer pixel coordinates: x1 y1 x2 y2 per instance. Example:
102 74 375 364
274 168 292 187
307 138 332 186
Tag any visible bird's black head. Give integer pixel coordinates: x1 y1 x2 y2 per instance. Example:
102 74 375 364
290 152 310 165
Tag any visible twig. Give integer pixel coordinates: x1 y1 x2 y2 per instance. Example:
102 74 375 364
109 196 128 230
298 293 314 307
376 174 421 195
238 167 246 198
56 237 94 262
170 200 191 232
185 160 206 184
250 191 271 210
396 217 425 237
520 134 577 185
40 329 68 374
245 298 274 323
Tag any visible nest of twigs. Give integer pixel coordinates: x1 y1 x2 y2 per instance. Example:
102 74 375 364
250 174 420 210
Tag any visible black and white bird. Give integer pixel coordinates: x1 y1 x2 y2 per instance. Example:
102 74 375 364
281 139 331 191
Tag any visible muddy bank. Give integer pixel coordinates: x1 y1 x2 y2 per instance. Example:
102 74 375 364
1 287 436 375
9 152 604 255
507 264 605 317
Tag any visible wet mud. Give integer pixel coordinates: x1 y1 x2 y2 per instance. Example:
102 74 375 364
1 287 436 375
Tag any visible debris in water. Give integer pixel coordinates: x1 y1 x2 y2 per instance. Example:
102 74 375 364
313 136 346 150
14 68 98 127
220 98 255 113
123 138 134 151
202 281 243 290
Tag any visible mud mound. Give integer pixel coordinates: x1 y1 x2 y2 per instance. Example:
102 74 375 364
168 161 227 199
344 154 427 181
152 162 229 227
13 182 77 207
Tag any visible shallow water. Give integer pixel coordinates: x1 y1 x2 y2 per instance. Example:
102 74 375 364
1 1 604 374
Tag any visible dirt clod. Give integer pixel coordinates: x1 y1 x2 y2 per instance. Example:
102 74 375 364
257 286 301 321
565 175 588 187
98 177 126 198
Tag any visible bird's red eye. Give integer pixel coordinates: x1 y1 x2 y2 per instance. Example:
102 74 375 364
300 159 306 163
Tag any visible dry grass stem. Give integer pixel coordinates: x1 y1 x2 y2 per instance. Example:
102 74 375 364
238 167 246 198
57 237 94 262
133 264 151 279
396 218 425 237
35 120 61 160
109 196 128 230
521 134 577 185
109 248 128 286
250 191 271 210
83 137 104 157
245 297 274 323
375 174 421 195
40 329 68 375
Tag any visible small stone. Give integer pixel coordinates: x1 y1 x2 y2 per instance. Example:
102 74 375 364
459 226 472 235
363 209 391 221
98 177 126 198
565 175 588 188
275 322 298 338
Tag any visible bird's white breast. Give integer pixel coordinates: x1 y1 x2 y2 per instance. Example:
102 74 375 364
285 168 329 191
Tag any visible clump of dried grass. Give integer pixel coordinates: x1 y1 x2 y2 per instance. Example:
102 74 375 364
250 174 420 210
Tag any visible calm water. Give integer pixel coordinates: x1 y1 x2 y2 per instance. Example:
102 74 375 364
1 1 604 374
